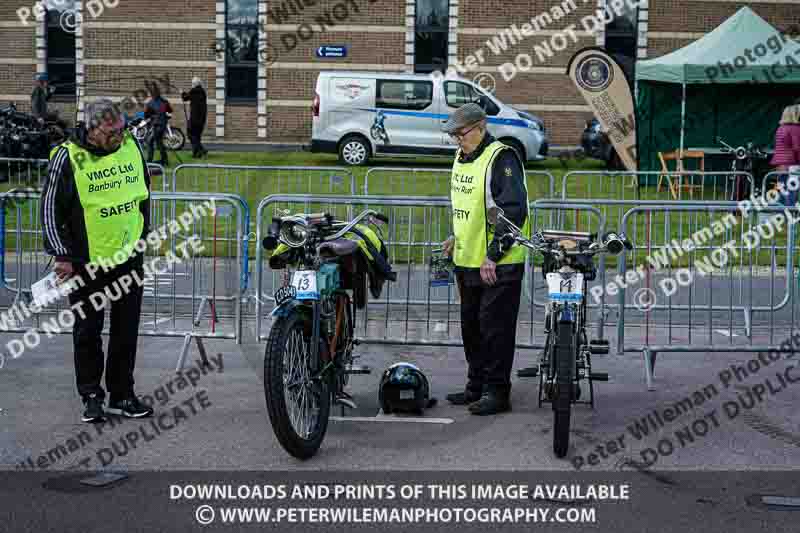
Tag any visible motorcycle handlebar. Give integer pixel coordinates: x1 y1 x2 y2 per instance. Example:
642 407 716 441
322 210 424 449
262 209 387 250
501 230 632 257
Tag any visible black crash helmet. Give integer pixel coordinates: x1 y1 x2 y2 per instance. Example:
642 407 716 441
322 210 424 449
378 362 436 415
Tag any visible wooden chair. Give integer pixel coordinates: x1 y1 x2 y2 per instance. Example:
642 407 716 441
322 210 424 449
657 150 705 199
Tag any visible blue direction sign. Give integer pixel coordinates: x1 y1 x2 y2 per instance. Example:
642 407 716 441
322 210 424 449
316 46 347 58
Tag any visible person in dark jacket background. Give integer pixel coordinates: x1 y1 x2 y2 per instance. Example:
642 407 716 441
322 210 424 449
182 77 208 158
42 98 152 423
31 73 55 124
144 82 172 167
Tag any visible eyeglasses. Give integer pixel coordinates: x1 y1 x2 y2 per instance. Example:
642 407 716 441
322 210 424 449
97 116 124 136
448 123 480 140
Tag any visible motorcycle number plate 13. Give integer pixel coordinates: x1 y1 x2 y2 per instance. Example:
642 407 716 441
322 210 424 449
546 272 584 302
292 270 320 300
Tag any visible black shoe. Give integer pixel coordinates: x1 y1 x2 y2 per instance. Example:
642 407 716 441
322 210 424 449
106 396 154 418
446 389 482 405
468 392 511 416
517 367 539 378
82 393 106 423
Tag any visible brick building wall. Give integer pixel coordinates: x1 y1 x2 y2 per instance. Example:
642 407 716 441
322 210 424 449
0 2 39 113
0 0 797 148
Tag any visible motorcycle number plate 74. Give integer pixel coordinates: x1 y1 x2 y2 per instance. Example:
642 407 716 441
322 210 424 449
546 272 584 302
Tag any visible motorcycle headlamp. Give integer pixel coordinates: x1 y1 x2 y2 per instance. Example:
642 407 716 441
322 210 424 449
280 219 309 248
603 232 625 255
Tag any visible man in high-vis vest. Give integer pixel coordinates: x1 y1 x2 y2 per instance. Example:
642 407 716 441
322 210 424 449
441 103 530 416
41 98 152 423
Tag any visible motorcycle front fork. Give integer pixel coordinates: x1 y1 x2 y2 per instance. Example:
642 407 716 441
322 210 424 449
538 306 593 408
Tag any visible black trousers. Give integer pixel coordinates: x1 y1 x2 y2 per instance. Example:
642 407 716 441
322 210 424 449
147 125 168 165
189 124 205 156
67 254 144 401
457 271 523 394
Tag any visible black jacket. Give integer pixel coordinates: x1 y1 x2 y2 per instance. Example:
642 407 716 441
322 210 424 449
31 85 54 118
181 86 207 129
40 126 151 265
453 133 528 283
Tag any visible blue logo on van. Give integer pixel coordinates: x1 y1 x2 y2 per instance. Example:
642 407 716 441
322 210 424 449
370 111 390 144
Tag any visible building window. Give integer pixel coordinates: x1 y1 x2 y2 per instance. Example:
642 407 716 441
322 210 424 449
415 0 449 73
376 80 433 110
226 0 258 101
46 1 76 97
604 3 637 83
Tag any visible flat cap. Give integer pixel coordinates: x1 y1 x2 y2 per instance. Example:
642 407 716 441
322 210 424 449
441 103 486 133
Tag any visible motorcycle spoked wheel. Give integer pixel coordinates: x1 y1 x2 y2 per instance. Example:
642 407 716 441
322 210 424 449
264 310 331 460
164 128 186 151
553 320 575 458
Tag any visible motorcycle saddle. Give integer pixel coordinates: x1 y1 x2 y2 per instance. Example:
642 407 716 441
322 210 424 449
318 238 359 258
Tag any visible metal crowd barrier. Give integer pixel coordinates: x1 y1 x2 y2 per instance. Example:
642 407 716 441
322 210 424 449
760 170 800 204
363 167 556 199
253 195 604 350
0 158 49 190
617 203 799 389
0 157 169 191
560 170 754 234
0 190 249 371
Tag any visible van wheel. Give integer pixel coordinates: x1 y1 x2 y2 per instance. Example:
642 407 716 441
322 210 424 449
339 135 371 166
500 138 526 161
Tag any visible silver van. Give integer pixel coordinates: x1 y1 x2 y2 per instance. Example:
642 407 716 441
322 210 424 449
310 71 549 166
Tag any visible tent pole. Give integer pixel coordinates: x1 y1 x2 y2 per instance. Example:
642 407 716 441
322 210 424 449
679 82 686 167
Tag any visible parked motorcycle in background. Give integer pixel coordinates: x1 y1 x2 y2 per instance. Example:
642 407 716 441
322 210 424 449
717 136 769 202
0 103 53 159
579 119 625 171
127 110 185 151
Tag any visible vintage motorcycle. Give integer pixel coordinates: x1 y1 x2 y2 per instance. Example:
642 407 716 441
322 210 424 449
717 136 769 201
578 118 625 170
128 111 186 151
498 211 631 457
0 105 50 159
261 208 396 459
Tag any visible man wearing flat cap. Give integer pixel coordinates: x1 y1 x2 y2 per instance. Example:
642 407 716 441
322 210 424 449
441 103 530 416
41 98 152 423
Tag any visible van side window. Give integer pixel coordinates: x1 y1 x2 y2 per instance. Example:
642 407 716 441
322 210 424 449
444 82 500 115
376 81 433 110
444 82 479 108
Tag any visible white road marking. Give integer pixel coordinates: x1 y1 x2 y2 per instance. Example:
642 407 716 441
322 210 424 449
714 329 740 337
434 322 447 332
330 415 454 424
